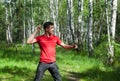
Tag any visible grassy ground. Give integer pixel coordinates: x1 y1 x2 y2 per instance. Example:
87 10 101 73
0 44 120 81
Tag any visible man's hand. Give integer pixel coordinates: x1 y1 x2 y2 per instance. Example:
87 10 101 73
36 25 41 33
73 44 79 52
27 25 41 44
73 44 78 49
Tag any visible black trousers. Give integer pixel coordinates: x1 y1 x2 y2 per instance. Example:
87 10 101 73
34 62 62 81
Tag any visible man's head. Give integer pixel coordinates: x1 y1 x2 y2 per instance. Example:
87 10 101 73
43 22 54 34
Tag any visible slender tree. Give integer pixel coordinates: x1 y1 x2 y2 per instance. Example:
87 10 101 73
5 1 13 44
23 0 26 45
78 0 84 46
108 0 118 64
87 0 93 56
67 0 75 43
50 0 60 37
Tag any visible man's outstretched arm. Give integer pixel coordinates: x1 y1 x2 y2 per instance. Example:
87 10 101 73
60 42 78 49
27 26 41 44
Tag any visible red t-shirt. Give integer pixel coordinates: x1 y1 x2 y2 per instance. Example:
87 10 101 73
35 34 62 63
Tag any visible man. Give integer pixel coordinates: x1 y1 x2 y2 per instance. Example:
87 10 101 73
27 22 78 81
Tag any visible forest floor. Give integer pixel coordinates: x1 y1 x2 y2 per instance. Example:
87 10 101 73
0 44 120 81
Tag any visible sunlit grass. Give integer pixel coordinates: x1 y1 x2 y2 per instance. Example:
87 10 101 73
0 43 120 81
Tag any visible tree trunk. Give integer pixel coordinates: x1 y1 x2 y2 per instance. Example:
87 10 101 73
78 0 84 47
67 0 75 44
87 0 93 56
23 0 26 45
50 0 60 37
107 0 117 64
30 0 35 53
5 3 13 44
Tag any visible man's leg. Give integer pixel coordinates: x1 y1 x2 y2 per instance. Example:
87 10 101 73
34 62 48 81
48 63 62 81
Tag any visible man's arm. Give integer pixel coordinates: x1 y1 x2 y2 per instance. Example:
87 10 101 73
27 26 41 44
60 42 78 49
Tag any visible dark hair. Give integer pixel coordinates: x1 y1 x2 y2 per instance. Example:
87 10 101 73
43 22 54 30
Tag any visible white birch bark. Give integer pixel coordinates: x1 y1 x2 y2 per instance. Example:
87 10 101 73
106 0 111 59
67 0 75 43
78 0 84 45
87 0 93 56
54 0 60 37
31 0 35 33
5 2 13 44
23 0 26 45
30 0 35 53
50 0 60 37
27 20 31 37
108 0 117 63
66 4 71 43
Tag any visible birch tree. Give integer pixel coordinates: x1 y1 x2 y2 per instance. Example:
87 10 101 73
30 0 35 53
87 0 93 56
50 0 60 37
106 0 112 63
23 0 26 45
78 0 84 47
107 0 117 64
5 1 13 44
93 0 105 44
67 0 75 43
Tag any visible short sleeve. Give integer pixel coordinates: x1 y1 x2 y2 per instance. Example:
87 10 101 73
56 36 62 45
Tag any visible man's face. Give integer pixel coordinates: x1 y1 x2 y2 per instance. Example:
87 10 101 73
46 25 54 34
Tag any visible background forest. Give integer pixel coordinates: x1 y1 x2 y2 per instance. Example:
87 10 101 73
0 0 120 81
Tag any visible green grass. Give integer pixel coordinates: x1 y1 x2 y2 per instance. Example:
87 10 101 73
0 44 120 81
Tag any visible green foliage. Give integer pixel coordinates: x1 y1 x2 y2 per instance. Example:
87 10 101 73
114 43 120 67
0 2 6 41
0 0 120 43
94 35 108 57
93 0 105 21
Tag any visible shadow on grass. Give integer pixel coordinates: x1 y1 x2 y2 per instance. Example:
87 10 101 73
1 64 120 81
0 65 35 81
64 67 120 81
0 65 62 81
1 46 120 81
